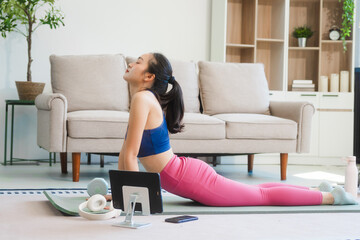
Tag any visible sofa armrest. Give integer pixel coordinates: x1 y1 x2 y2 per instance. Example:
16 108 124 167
35 93 68 152
269 101 315 153
35 93 67 110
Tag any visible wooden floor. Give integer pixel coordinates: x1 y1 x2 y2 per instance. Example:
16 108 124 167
0 158 359 239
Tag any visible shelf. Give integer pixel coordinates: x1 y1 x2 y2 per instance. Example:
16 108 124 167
289 47 320 51
289 0 320 47
212 0 354 91
288 50 319 91
257 0 286 40
256 41 284 91
226 0 256 45
256 38 284 43
321 0 352 41
291 0 322 2
226 47 254 63
321 40 353 44
226 43 255 48
320 43 353 91
211 0 355 159
289 91 319 94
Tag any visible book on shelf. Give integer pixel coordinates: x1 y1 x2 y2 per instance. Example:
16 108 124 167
292 83 315 88
293 80 313 84
291 80 315 91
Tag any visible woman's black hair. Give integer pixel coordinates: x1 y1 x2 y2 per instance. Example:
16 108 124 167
147 53 184 134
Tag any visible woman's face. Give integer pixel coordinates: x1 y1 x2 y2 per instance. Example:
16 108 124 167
123 53 153 84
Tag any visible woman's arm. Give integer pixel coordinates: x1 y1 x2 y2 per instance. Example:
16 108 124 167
121 92 151 171
118 142 126 170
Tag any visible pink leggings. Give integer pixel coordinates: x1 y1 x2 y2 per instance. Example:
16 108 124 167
160 155 323 206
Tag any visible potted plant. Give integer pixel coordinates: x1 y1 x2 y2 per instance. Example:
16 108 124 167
339 0 355 52
292 25 314 48
0 0 65 101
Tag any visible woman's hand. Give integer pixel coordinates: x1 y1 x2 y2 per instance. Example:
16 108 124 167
104 194 112 201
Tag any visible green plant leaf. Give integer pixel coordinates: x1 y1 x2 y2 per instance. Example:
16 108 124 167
0 0 65 82
339 0 354 52
292 25 314 39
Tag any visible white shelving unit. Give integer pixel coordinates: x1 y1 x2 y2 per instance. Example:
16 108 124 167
211 0 355 159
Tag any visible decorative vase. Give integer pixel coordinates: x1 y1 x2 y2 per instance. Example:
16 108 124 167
15 81 45 101
298 38 307 47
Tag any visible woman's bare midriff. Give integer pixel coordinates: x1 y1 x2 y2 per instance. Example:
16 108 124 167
139 148 174 173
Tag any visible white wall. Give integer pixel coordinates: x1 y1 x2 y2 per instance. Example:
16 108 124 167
0 0 211 160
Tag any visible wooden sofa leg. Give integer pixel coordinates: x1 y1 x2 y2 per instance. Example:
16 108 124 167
212 156 219 166
60 152 68 174
280 153 288 181
248 154 254 174
100 154 104 168
72 153 81 182
87 153 91 165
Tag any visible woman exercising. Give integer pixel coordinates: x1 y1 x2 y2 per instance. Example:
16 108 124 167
118 52 357 206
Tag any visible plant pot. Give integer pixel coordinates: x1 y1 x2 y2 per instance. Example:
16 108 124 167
298 38 307 47
15 81 45 101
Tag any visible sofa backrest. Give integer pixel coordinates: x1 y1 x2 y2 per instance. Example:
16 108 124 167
50 54 129 112
126 56 200 113
198 61 270 115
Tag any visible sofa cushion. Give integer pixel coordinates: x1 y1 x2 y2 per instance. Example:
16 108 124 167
126 56 200 113
198 61 270 115
67 110 129 138
213 114 297 140
170 113 225 140
50 54 129 112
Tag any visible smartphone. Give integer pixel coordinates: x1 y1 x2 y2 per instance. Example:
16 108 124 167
165 215 198 223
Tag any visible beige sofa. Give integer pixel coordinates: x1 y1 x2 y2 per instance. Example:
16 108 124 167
35 54 315 182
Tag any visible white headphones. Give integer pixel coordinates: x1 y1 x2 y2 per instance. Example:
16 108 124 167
78 178 121 220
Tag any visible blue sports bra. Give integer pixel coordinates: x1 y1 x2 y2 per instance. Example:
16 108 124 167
125 90 171 158
136 114 171 158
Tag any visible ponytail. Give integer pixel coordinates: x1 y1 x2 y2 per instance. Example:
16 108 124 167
147 53 184 134
160 77 184 134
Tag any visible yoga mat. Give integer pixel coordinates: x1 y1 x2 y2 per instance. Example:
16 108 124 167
43 191 360 216
163 195 360 214
43 191 88 215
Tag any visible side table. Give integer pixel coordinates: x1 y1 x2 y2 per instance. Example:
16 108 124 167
3 99 55 166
